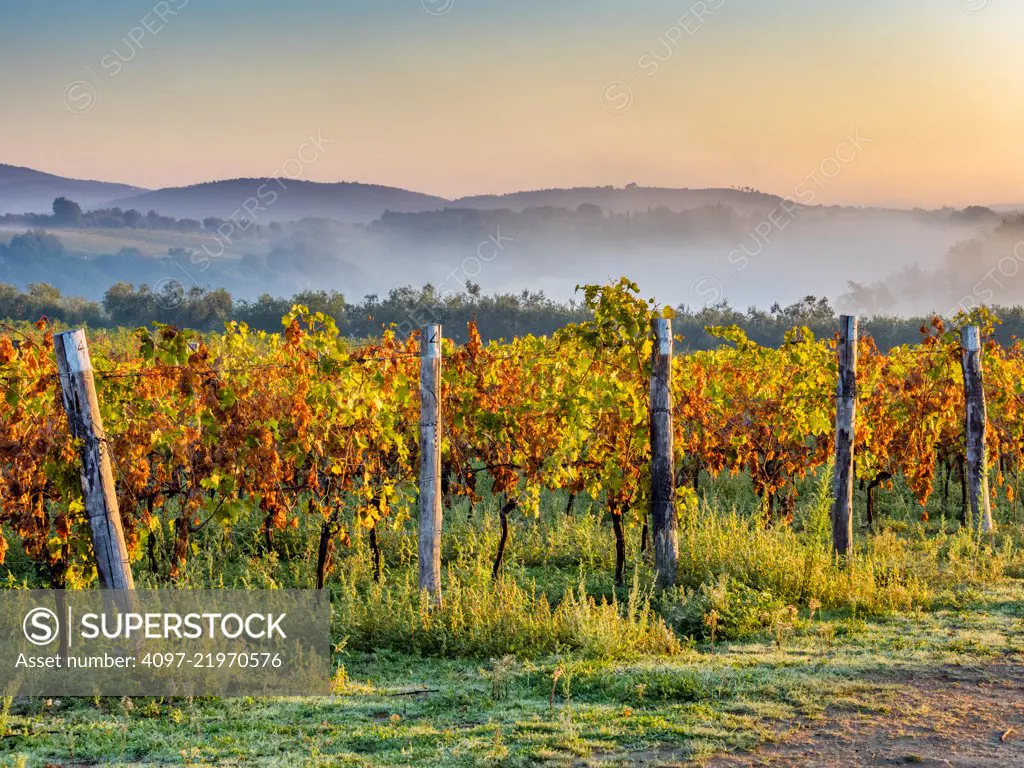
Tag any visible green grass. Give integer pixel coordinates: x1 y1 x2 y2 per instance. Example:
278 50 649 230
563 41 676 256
1 468 1022 766
1 585 1020 766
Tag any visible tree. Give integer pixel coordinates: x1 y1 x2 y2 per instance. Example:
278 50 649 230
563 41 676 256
52 197 83 226
103 282 154 327
182 287 233 329
952 205 998 223
291 290 346 328
4 229 65 260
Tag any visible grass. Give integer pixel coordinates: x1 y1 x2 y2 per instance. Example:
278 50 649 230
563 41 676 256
1 585 1020 766
0 467 1022 766
0 226 251 259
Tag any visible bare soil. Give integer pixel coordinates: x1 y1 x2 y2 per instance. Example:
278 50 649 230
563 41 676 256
704 663 1024 767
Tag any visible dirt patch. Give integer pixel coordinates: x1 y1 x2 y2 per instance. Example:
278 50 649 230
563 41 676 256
705 663 1024 767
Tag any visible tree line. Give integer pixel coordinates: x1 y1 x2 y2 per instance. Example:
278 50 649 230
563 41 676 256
7 280 1024 349
0 197 256 236
8 195 999 249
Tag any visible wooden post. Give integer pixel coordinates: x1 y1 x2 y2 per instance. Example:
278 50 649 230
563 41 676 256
53 329 135 591
650 318 678 588
961 326 994 533
418 323 443 603
831 315 857 558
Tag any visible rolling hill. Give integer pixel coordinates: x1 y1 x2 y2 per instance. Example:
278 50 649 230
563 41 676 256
0 164 147 214
452 186 784 214
108 179 451 223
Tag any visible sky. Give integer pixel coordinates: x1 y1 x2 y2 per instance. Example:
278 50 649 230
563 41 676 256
1 0 1021 207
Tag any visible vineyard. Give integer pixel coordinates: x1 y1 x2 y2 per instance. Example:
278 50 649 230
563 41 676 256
1 278 1023 764
1 279 1019 589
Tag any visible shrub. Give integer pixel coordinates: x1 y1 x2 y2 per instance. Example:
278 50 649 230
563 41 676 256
661 575 785 642
331 561 682 660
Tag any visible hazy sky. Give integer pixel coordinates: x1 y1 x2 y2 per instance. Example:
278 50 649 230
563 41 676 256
1 0 1021 206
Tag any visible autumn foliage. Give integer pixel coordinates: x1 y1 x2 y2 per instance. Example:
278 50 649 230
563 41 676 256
0 284 1016 588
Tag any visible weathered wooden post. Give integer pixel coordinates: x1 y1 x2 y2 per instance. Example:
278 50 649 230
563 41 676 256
961 326 994 533
831 315 857 558
53 329 135 591
418 323 443 603
650 318 678 588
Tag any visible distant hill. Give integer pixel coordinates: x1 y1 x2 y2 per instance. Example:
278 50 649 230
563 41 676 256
0 164 147 214
452 186 784 214
109 179 450 223
2 164 999 232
